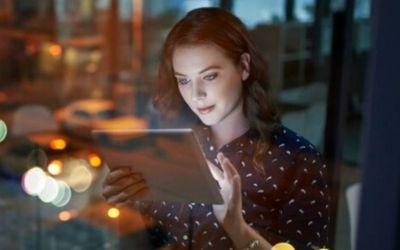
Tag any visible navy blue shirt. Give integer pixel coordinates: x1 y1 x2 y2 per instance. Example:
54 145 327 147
142 125 330 250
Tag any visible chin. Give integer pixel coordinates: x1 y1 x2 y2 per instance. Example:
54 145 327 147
198 115 223 126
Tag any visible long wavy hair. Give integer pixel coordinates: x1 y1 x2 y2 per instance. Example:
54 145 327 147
153 7 281 173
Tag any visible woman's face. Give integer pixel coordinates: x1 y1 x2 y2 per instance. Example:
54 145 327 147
172 44 250 127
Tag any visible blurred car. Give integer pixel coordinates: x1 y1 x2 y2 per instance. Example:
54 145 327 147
55 99 148 139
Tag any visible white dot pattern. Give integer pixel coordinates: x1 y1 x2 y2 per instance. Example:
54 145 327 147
140 126 330 249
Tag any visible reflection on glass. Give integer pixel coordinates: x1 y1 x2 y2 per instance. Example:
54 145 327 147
107 207 120 219
64 158 93 193
38 175 60 203
0 119 7 143
0 0 370 249
47 159 63 175
52 180 72 207
22 166 47 195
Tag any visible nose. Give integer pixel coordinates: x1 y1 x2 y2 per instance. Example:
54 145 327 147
191 81 206 102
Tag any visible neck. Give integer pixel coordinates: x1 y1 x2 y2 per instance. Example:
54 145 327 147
211 106 250 150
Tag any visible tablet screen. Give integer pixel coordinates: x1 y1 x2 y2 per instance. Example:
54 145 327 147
92 129 223 204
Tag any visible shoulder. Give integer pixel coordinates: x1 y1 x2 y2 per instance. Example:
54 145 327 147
270 125 322 161
269 126 328 190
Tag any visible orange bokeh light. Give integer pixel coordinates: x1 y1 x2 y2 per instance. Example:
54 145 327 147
49 44 62 57
88 153 102 167
59 211 72 221
48 160 63 175
49 138 67 150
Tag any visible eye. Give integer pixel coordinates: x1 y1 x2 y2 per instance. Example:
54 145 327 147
203 73 218 81
177 78 190 85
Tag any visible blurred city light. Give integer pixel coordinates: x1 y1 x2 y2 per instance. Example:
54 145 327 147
49 138 67 150
107 208 120 218
271 242 295 250
0 119 7 143
22 167 47 195
67 159 93 192
52 180 72 207
58 211 72 221
48 159 63 175
49 44 62 57
38 176 60 203
88 153 102 168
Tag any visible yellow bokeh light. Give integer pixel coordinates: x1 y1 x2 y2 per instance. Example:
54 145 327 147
107 208 120 218
48 160 63 175
271 242 295 250
59 211 72 221
68 161 93 192
49 138 67 150
88 153 102 168
49 44 62 57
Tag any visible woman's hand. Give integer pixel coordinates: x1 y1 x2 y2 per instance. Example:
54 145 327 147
208 154 273 249
207 152 245 231
102 166 149 207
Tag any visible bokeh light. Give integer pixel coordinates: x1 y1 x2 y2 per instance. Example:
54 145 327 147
58 211 72 221
0 119 7 143
271 242 295 250
107 208 120 218
38 176 60 203
48 160 63 175
22 167 47 195
88 153 102 168
49 138 67 150
67 159 93 192
49 44 62 57
52 180 72 207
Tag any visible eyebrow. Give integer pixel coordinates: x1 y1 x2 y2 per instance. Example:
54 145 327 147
174 65 221 76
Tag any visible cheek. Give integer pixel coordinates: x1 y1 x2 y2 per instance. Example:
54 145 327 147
178 87 192 106
219 76 242 99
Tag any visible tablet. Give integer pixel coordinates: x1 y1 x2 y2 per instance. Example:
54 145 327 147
92 128 223 204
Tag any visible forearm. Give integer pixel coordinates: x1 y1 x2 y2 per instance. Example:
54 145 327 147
225 219 273 250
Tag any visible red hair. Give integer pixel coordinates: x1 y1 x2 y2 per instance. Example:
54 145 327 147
154 7 281 172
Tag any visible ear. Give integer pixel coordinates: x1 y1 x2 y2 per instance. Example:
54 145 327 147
240 53 251 81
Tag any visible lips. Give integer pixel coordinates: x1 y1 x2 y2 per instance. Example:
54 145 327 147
197 105 215 115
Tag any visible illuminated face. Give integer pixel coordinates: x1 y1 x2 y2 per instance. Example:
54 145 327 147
172 44 250 128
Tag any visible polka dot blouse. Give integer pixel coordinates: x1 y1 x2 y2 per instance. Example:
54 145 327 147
140 125 330 250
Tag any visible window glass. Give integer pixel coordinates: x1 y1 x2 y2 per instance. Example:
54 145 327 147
0 1 371 249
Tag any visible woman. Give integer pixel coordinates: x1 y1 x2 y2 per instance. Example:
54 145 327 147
103 7 329 250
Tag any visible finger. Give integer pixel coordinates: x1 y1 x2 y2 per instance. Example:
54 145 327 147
105 168 140 185
107 182 148 205
107 180 149 205
115 199 135 209
229 175 242 209
217 153 236 180
206 159 224 181
103 174 144 199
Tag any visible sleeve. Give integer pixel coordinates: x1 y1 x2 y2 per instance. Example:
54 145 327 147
274 149 330 250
